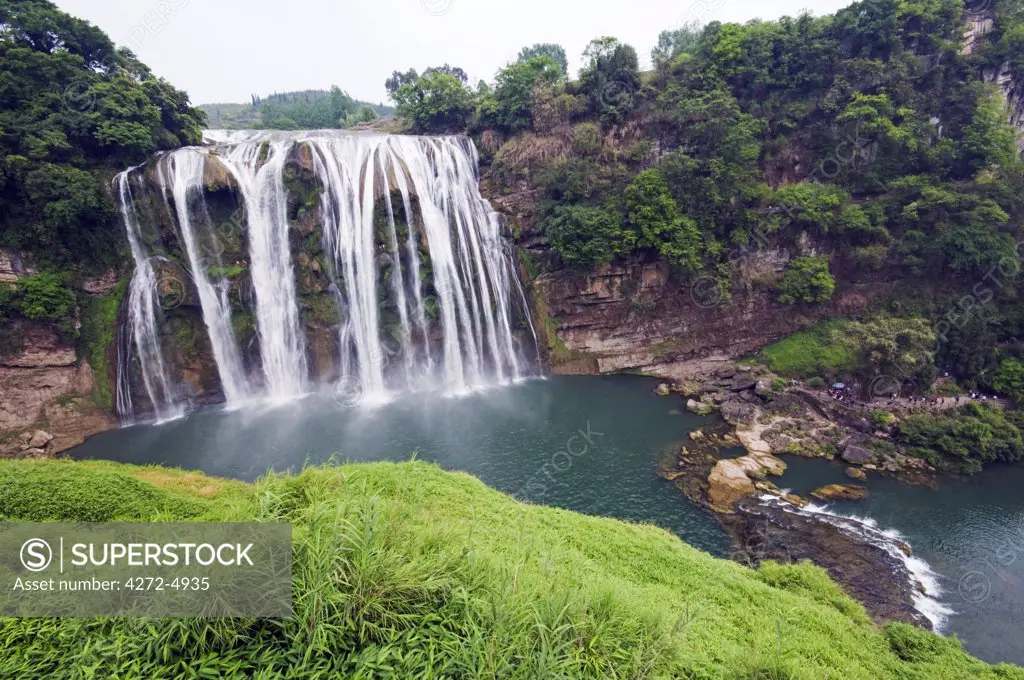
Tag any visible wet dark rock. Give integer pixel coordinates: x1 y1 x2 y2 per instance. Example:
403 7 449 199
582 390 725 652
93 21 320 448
723 497 931 629
842 444 874 464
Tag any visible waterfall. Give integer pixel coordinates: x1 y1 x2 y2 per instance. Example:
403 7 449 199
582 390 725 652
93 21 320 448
114 170 183 422
217 141 308 397
158 151 251 403
115 130 536 415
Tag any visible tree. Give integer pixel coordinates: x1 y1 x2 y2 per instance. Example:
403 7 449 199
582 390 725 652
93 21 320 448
624 170 702 271
0 0 205 267
385 69 418 94
577 37 641 127
517 43 568 78
846 314 936 393
543 205 636 267
389 70 475 133
993 358 1024 404
651 21 703 66
775 256 836 304
490 56 562 132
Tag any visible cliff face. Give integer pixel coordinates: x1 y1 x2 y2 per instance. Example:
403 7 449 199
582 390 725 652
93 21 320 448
0 316 115 456
532 256 894 381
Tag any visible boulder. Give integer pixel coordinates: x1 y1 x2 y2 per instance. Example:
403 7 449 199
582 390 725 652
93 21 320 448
707 459 757 511
655 383 671 396
811 484 867 502
782 493 810 507
18 448 47 459
689 429 705 441
707 452 787 511
686 399 713 415
26 430 53 449
845 466 868 481
841 445 874 465
721 401 757 426
754 379 772 397
730 375 758 392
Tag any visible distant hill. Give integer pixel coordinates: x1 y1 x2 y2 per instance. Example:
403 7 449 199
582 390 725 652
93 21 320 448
200 88 395 130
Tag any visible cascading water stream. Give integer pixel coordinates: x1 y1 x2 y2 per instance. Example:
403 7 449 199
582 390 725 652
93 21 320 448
114 129 537 418
217 141 308 397
114 170 183 422
159 151 251 404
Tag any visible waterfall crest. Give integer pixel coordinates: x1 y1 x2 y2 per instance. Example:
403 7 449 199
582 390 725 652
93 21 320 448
113 130 536 419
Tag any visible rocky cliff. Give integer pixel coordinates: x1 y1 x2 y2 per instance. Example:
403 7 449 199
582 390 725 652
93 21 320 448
0 306 115 457
531 258 896 381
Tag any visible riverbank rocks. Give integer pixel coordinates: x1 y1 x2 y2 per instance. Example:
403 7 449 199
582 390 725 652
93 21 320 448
846 466 868 481
842 444 874 464
811 484 867 501
686 398 714 415
707 452 787 512
721 401 757 426
655 383 671 396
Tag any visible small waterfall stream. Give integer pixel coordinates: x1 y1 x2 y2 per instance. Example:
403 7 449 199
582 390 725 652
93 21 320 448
114 171 184 422
113 130 536 419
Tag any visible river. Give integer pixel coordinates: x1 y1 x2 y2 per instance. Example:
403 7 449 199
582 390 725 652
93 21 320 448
69 375 1024 666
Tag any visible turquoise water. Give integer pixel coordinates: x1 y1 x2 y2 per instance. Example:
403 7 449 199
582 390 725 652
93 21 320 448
71 375 731 554
780 456 1024 666
69 375 1024 666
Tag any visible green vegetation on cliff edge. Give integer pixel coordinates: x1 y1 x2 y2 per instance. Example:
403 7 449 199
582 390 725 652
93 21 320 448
0 459 1020 679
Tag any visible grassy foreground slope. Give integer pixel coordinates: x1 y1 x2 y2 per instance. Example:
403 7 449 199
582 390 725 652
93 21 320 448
0 460 1019 679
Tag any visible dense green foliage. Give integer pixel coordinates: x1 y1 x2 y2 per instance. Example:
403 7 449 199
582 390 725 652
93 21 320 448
383 0 1024 403
993 357 1024 404
0 0 206 267
0 458 1020 678
760 321 860 379
774 256 837 304
201 88 392 130
388 0 1024 291
762 315 936 391
0 273 78 339
897 403 1024 473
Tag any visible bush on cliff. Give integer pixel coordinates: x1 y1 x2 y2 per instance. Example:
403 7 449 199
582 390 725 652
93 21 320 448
0 458 1020 679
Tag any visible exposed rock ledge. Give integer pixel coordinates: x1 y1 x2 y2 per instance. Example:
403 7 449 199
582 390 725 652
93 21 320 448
536 259 895 381
0 322 115 455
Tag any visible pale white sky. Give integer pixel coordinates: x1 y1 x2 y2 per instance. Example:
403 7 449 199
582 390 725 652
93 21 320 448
54 0 852 106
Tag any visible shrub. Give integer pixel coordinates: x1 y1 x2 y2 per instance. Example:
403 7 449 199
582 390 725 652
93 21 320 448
624 169 702 272
992 358 1024 404
15 273 78 338
543 204 635 266
775 256 836 304
896 403 1024 473
390 70 475 133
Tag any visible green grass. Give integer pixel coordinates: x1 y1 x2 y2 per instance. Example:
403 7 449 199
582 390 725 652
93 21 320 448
761 321 858 379
0 458 1020 679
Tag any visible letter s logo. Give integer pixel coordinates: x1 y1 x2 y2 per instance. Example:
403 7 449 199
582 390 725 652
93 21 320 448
20 538 52 572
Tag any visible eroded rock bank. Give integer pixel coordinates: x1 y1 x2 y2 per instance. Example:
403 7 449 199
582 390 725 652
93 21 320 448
655 365 946 628
0 319 115 456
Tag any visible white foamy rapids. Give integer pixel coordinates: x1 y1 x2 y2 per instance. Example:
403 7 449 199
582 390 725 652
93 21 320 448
114 130 537 415
760 494 955 631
